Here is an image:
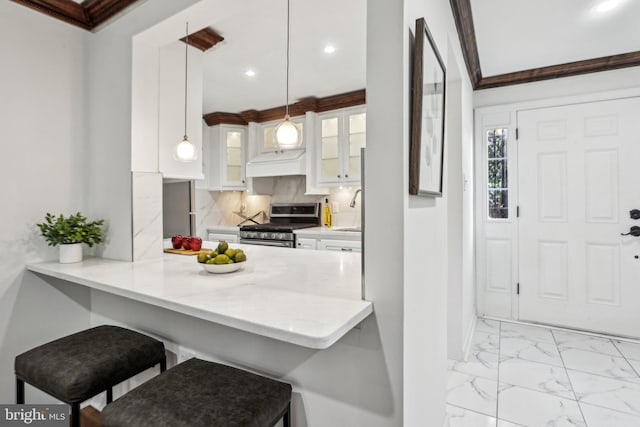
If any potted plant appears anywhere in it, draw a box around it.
[37,212,105,263]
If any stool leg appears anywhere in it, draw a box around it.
[283,402,291,427]
[160,358,167,373]
[70,403,80,427]
[106,388,113,404]
[16,378,24,404]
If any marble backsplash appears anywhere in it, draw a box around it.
[195,176,362,236]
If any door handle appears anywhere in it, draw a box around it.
[631,209,640,220]
[621,226,640,237]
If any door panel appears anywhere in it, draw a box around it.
[518,97,640,337]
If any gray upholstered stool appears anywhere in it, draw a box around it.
[15,325,166,427]
[101,358,292,427]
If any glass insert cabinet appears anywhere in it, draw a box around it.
[316,107,366,185]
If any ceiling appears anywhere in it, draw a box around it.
[471,0,640,77]
[454,0,640,88]
[200,0,366,114]
[19,0,638,98]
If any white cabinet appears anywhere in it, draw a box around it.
[296,237,318,250]
[257,118,305,153]
[316,107,366,186]
[205,125,247,190]
[317,239,361,253]
[208,232,239,244]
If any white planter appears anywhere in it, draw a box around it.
[59,243,83,264]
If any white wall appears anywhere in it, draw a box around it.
[0,2,92,403]
[86,0,203,262]
[400,0,475,423]
[365,0,475,424]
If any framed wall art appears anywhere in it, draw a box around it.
[409,17,446,197]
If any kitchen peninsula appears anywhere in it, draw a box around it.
[27,243,371,349]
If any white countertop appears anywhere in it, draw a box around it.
[206,226,240,233]
[27,243,372,349]
[294,226,362,241]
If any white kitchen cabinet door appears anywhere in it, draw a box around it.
[317,239,361,253]
[257,118,305,153]
[208,233,239,244]
[296,238,317,250]
[316,107,366,186]
[207,125,247,191]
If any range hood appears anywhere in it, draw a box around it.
[246,149,306,178]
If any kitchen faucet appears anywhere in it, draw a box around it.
[349,189,362,208]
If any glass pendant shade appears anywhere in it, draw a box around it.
[275,115,302,149]
[175,136,197,162]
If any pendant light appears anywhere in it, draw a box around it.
[175,22,197,162]
[274,0,302,150]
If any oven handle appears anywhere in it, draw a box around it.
[239,239,294,248]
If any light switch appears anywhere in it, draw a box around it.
[332,202,340,213]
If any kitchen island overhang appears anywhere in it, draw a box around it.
[26,244,372,349]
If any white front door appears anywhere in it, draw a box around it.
[517,97,640,337]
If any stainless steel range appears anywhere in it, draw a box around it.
[239,203,321,248]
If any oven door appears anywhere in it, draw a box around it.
[239,239,294,248]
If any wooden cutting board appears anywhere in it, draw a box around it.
[164,248,213,256]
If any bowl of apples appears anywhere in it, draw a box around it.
[197,241,247,274]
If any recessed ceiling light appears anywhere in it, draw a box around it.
[594,0,620,13]
[244,70,256,77]
[324,45,336,54]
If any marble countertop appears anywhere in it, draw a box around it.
[27,243,372,349]
[294,226,362,241]
[206,226,240,233]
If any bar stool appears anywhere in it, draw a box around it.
[15,325,166,427]
[101,358,292,427]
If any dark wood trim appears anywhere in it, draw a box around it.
[10,0,91,30]
[476,51,640,90]
[316,89,366,113]
[10,0,142,31]
[204,89,366,126]
[203,112,247,127]
[449,0,481,88]
[180,27,224,52]
[83,0,141,29]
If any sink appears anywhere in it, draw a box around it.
[334,227,361,232]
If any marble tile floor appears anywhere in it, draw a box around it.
[446,318,640,427]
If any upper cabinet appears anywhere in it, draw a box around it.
[257,117,305,153]
[316,107,366,186]
[202,124,247,191]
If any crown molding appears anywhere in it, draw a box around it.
[476,51,640,90]
[203,89,366,126]
[10,0,142,31]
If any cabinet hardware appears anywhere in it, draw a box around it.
[516,283,520,295]
[341,248,353,252]
[631,209,640,220]
[337,174,341,178]
[345,174,349,178]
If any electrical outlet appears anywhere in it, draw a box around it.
[332,202,340,213]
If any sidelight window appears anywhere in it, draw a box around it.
[487,129,509,219]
